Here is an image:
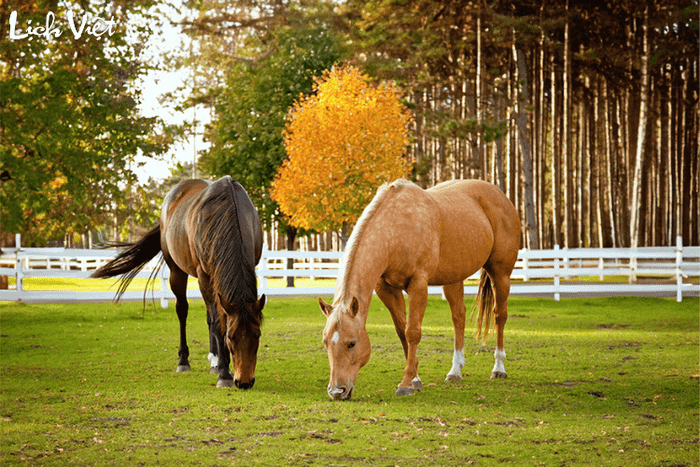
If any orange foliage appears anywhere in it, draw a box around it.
[271,65,412,231]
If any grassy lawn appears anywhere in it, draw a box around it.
[1,296,698,466]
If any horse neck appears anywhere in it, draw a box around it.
[334,224,389,316]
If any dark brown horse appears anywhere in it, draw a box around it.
[92,176,266,389]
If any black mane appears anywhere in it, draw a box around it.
[193,177,260,323]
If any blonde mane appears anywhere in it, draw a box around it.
[334,179,414,305]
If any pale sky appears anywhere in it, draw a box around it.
[131,2,210,184]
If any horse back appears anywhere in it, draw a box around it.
[429,180,519,235]
[427,180,521,283]
[161,179,210,276]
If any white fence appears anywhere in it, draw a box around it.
[1,237,698,306]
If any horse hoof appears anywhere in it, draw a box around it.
[445,374,462,382]
[176,365,191,372]
[412,379,423,392]
[209,367,218,375]
[395,386,415,396]
[217,378,234,388]
[490,371,507,379]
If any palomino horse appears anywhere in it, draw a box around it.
[92,176,266,389]
[320,179,520,400]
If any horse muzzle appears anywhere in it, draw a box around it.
[234,377,255,390]
[328,384,353,400]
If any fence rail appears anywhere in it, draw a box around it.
[1,237,698,306]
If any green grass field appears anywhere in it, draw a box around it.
[1,296,698,466]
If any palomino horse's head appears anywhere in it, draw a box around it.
[319,297,371,400]
[221,295,266,389]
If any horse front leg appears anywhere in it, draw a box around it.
[376,279,408,356]
[376,280,422,392]
[209,305,234,387]
[206,301,219,374]
[442,281,466,382]
[198,270,234,387]
[396,275,428,396]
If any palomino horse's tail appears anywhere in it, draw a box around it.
[91,225,162,302]
[471,269,495,343]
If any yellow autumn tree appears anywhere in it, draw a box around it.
[271,65,412,233]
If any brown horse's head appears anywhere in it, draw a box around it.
[221,295,266,389]
[319,297,371,400]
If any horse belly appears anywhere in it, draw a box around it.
[431,241,493,285]
[430,207,494,286]
[163,223,199,277]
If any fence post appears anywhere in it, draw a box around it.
[554,244,560,301]
[676,236,683,303]
[629,243,638,283]
[259,246,269,296]
[523,254,529,282]
[15,252,24,298]
[629,255,636,284]
[160,263,170,309]
[13,235,23,301]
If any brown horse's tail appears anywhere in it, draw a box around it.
[471,269,495,344]
[91,225,162,302]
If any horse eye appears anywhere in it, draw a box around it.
[348,341,356,349]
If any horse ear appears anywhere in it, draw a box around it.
[349,297,359,317]
[319,298,333,317]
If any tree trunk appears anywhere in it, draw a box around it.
[563,0,575,248]
[550,52,561,247]
[581,85,590,247]
[537,30,547,247]
[514,46,539,249]
[495,90,505,191]
[340,222,350,251]
[476,4,485,180]
[630,7,650,249]
[681,67,693,245]
[603,81,617,247]
[590,76,601,248]
[691,59,700,247]
[285,227,297,287]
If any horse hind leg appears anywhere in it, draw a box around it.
[442,282,466,382]
[169,267,191,372]
[487,270,511,379]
